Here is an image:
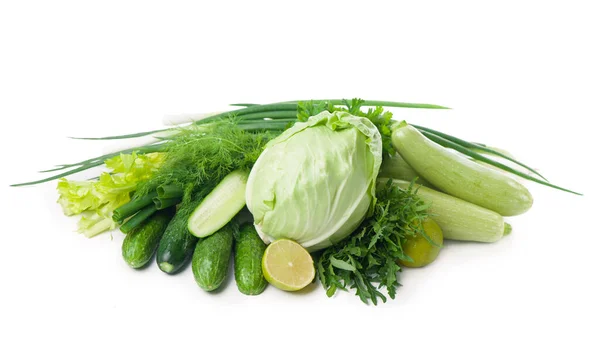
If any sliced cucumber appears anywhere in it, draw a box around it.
[188,170,248,238]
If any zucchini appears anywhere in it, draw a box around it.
[192,223,234,291]
[391,123,533,216]
[234,223,268,295]
[379,153,435,188]
[122,208,174,268]
[156,198,203,274]
[188,170,248,238]
[383,179,509,242]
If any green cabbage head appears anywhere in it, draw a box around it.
[246,111,382,251]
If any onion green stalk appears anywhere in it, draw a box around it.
[10,98,580,197]
[12,143,165,186]
[156,184,184,199]
[419,131,581,195]
[153,197,181,210]
[412,124,548,181]
[120,204,158,234]
[280,99,449,109]
[113,192,158,223]
[13,99,435,186]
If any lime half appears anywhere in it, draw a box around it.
[262,239,315,291]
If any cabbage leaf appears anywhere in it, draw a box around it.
[246,111,382,251]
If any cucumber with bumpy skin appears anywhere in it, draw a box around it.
[192,223,234,291]
[188,170,248,238]
[391,122,533,216]
[234,223,268,295]
[122,208,174,268]
[383,179,510,243]
[156,197,203,274]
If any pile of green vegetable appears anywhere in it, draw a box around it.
[12,98,580,305]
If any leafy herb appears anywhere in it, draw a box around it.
[316,179,430,305]
[136,120,275,202]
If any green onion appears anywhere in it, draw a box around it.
[156,185,184,199]
[12,161,108,186]
[113,192,158,223]
[69,128,168,141]
[120,204,158,233]
[237,121,290,131]
[28,143,165,175]
[153,197,181,210]
[229,103,259,107]
[10,99,450,187]
[194,103,299,125]
[420,131,582,195]
[282,99,450,110]
[413,124,548,181]
[235,111,298,120]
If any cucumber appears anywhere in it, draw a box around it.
[384,179,509,243]
[156,197,203,274]
[379,153,435,188]
[192,223,234,291]
[188,170,248,238]
[122,208,174,268]
[391,123,533,216]
[234,223,268,295]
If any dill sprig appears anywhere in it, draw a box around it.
[316,179,430,305]
[136,120,274,202]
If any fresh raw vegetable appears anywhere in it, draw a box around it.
[135,121,272,202]
[119,204,158,234]
[55,152,164,237]
[152,196,181,210]
[113,191,158,223]
[411,127,579,195]
[122,208,175,268]
[412,124,546,181]
[471,151,527,182]
[156,193,208,274]
[234,223,268,295]
[391,122,533,216]
[156,184,184,199]
[383,179,509,243]
[12,97,582,305]
[246,111,382,251]
[398,218,443,268]
[317,179,429,305]
[262,239,315,292]
[192,223,234,292]
[188,169,248,238]
[379,153,435,188]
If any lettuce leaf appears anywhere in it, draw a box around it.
[57,152,164,237]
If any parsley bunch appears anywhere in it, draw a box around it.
[316,179,430,305]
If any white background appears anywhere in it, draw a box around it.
[1,1,599,338]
